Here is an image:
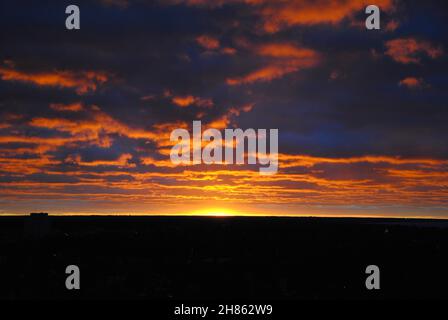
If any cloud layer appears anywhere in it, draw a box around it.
[0,0,447,217]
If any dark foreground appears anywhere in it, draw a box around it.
[1,215,448,300]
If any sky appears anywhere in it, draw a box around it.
[0,0,447,217]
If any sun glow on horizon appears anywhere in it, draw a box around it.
[189,208,238,217]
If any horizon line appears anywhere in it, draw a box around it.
[1,212,448,220]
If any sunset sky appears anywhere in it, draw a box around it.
[0,0,447,217]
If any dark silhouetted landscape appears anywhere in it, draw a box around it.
[1,215,447,300]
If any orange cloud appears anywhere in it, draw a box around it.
[2,151,447,214]
[385,38,443,64]
[50,102,84,112]
[172,95,214,108]
[28,108,158,149]
[399,77,426,89]
[278,154,448,168]
[196,35,220,50]
[0,65,109,94]
[172,95,196,107]
[256,0,394,33]
[167,0,395,33]
[221,47,237,55]
[257,43,318,59]
[202,103,254,129]
[227,43,320,85]
[227,64,296,85]
[385,19,399,32]
[68,153,135,168]
[1,142,448,215]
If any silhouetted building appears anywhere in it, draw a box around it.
[24,213,51,239]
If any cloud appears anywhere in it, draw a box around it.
[254,0,394,33]
[385,19,399,32]
[172,95,196,107]
[166,0,395,33]
[67,153,135,168]
[204,103,254,128]
[1,0,448,217]
[195,35,237,56]
[171,95,214,108]
[399,77,426,89]
[50,103,84,112]
[0,65,109,94]
[227,43,320,85]
[28,107,158,149]
[385,38,443,64]
[196,35,220,50]
[221,47,237,55]
[1,151,447,215]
